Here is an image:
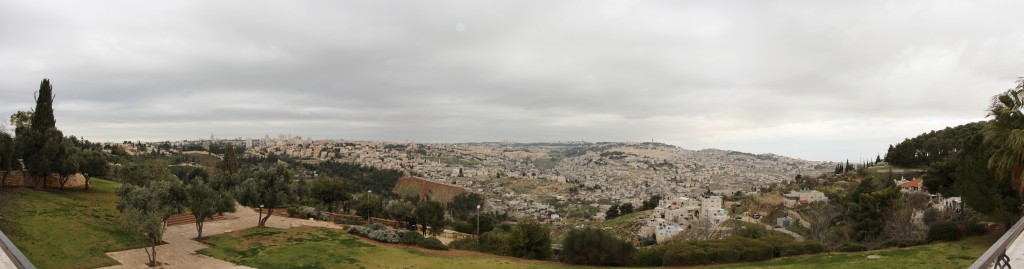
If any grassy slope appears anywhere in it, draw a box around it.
[199,224,997,269]
[715,233,999,269]
[199,226,582,269]
[6,178,147,269]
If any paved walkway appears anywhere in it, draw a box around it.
[1002,229,1024,267]
[99,205,342,269]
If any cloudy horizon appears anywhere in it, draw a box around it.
[2,0,1022,162]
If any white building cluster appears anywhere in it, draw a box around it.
[641,195,730,243]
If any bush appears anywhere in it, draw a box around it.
[400,231,425,245]
[928,222,961,242]
[965,221,987,236]
[837,243,868,252]
[478,230,512,256]
[367,223,387,231]
[419,237,448,250]
[448,238,478,251]
[799,242,826,255]
[346,225,370,237]
[368,229,401,243]
[880,239,927,249]
[560,227,635,266]
[451,220,475,234]
[629,247,665,267]
[287,206,298,217]
[663,247,707,266]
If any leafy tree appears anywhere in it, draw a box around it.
[448,192,484,221]
[641,195,662,211]
[385,199,416,220]
[118,160,177,186]
[606,203,620,219]
[561,227,634,266]
[78,150,109,191]
[116,179,186,266]
[846,177,901,241]
[986,80,1024,194]
[619,203,634,215]
[356,193,384,220]
[953,133,1021,224]
[55,137,80,189]
[185,180,235,238]
[310,176,351,212]
[235,164,294,227]
[219,144,240,174]
[509,220,552,260]
[416,200,446,235]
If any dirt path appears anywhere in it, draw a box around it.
[99,204,342,269]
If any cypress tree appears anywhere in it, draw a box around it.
[21,79,63,188]
[220,144,240,174]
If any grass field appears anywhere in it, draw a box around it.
[5,178,147,269]
[199,225,997,269]
[199,226,581,269]
[714,233,998,269]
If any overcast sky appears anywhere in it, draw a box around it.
[1,0,1022,162]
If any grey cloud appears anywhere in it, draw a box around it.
[1,0,1023,161]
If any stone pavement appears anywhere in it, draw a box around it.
[99,204,342,269]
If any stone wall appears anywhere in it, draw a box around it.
[0,170,86,188]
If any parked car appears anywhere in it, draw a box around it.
[751,213,762,219]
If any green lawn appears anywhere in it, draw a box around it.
[5,178,147,269]
[714,234,999,269]
[199,226,580,269]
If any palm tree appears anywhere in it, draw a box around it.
[984,79,1024,194]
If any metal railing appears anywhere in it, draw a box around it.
[0,229,35,269]
[971,216,1024,269]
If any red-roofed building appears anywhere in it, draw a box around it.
[899,179,926,193]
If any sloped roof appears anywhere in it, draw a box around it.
[899,179,924,188]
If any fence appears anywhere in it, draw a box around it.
[970,215,1024,269]
[0,229,35,269]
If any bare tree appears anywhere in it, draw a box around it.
[804,203,842,245]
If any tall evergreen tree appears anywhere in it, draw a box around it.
[220,144,239,174]
[0,132,14,186]
[19,79,62,188]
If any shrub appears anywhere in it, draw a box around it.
[451,220,475,234]
[837,243,868,252]
[448,238,478,251]
[560,227,635,266]
[880,239,927,249]
[799,241,826,255]
[663,247,707,266]
[367,223,387,231]
[368,229,401,243]
[287,206,298,217]
[400,231,425,245]
[928,222,961,242]
[737,239,773,262]
[629,247,665,267]
[478,230,512,256]
[346,225,370,237]
[419,237,449,250]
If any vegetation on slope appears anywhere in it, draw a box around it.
[6,178,147,269]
